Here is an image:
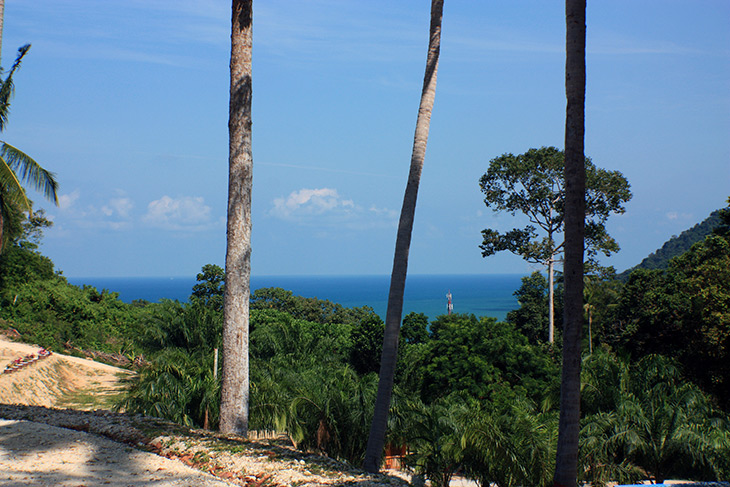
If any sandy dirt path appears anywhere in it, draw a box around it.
[0,418,235,486]
[0,338,232,485]
[0,337,129,409]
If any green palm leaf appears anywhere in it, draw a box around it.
[580,354,730,483]
[0,44,59,250]
[1,143,58,204]
[0,45,31,131]
[0,160,31,212]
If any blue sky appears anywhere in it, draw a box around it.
[3,0,729,278]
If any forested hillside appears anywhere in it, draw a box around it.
[618,208,724,279]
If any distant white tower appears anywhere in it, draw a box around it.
[447,290,453,315]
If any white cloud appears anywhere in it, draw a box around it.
[51,191,220,234]
[143,195,213,231]
[102,197,134,218]
[52,190,134,231]
[58,190,81,211]
[271,188,354,220]
[665,211,693,222]
[369,205,398,219]
[270,188,397,230]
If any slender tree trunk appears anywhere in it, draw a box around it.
[548,212,555,344]
[362,0,444,473]
[553,1,586,486]
[203,348,219,430]
[548,256,555,343]
[219,0,253,437]
[588,307,592,354]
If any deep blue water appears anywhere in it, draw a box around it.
[66,274,525,322]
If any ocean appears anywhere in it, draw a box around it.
[66,274,526,322]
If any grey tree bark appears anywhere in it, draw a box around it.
[219,0,253,437]
[363,0,444,473]
[553,0,586,486]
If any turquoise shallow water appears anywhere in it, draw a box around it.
[67,274,526,322]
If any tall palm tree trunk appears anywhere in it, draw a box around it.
[553,0,586,486]
[219,0,253,437]
[363,0,444,473]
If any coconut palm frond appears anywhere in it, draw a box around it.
[0,156,32,212]
[0,45,31,131]
[0,143,58,205]
[0,44,58,252]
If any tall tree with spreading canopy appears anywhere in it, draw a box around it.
[363,0,444,473]
[0,45,59,251]
[219,0,253,436]
[479,146,630,344]
[553,0,586,485]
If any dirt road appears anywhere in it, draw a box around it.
[0,337,238,485]
[0,418,235,486]
[0,337,128,409]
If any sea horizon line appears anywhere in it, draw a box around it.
[65,272,531,280]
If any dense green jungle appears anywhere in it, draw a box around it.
[1,203,729,487]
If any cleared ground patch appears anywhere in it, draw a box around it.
[0,337,131,409]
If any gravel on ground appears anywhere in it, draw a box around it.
[0,418,235,487]
[0,404,411,487]
[0,336,411,487]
